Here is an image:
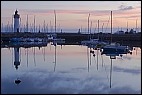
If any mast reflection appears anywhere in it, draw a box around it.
[87,46,89,72]
[52,40,65,72]
[101,52,117,88]
[52,41,57,72]
[100,47,132,88]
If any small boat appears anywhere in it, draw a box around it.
[10,38,22,42]
[47,35,54,41]
[53,38,65,41]
[30,38,35,42]
[26,38,33,42]
[101,43,131,54]
[20,37,26,42]
[34,38,43,42]
[81,39,99,46]
[51,38,65,45]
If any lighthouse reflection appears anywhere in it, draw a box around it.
[1,41,140,94]
[14,47,20,70]
[13,47,22,85]
[11,42,48,85]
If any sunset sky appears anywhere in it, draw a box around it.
[1,1,141,33]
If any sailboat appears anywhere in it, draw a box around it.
[101,11,132,55]
[93,20,109,48]
[81,15,108,47]
[81,14,99,46]
[52,10,65,43]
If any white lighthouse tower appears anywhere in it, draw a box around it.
[14,10,20,32]
[14,47,20,70]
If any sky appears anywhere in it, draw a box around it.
[1,1,141,33]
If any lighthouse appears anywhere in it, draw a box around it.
[14,10,20,32]
[14,47,20,70]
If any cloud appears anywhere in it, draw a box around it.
[113,66,141,74]
[114,14,141,19]
[118,5,134,11]
[1,67,141,94]
[109,86,140,94]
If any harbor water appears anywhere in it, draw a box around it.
[1,42,141,94]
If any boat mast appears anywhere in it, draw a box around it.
[88,13,90,40]
[44,20,45,33]
[136,19,137,33]
[111,11,112,43]
[2,23,3,32]
[90,21,92,39]
[127,21,128,32]
[50,20,52,33]
[101,23,104,41]
[8,21,9,32]
[46,24,48,33]
[26,15,28,32]
[34,15,35,33]
[39,24,40,33]
[98,20,99,40]
[12,15,13,32]
[58,24,60,33]
[54,10,56,33]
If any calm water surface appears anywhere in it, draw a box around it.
[1,43,141,94]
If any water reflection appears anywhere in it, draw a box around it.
[6,42,49,86]
[14,47,20,70]
[87,46,100,71]
[33,47,36,66]
[14,47,22,85]
[87,44,135,89]
[52,41,57,72]
[87,46,89,72]
[8,41,64,72]
[1,41,141,94]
